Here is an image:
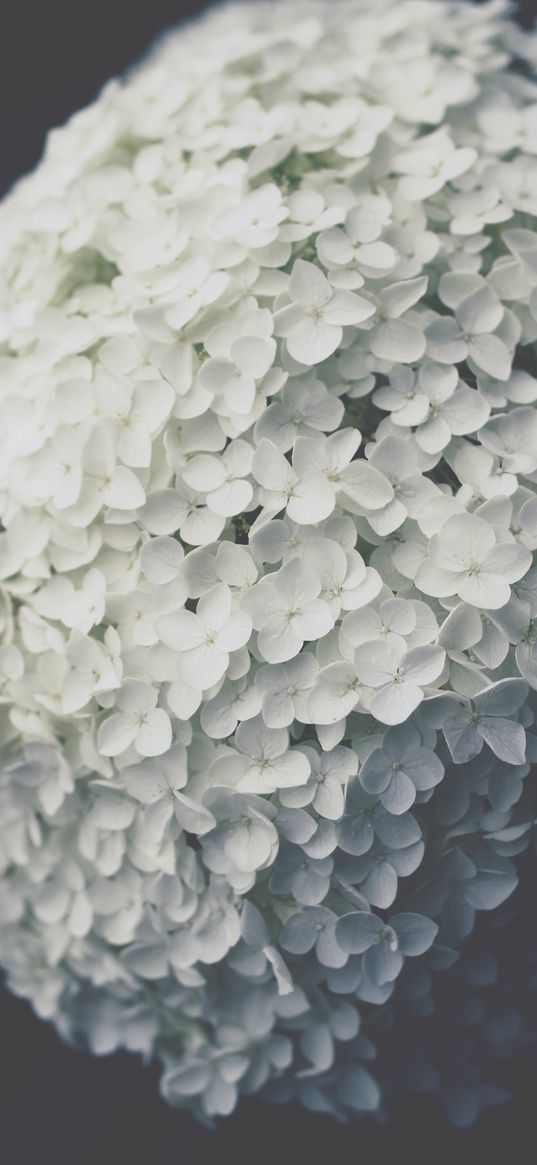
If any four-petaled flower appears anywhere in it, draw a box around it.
[274,259,375,364]
[156,583,252,689]
[98,679,172,757]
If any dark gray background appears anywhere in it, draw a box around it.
[1,2,536,1162]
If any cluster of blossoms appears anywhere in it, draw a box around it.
[1,0,537,1127]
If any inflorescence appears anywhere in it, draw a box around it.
[1,0,537,1126]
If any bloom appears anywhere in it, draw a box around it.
[155,583,252,689]
[354,642,446,725]
[97,680,172,758]
[415,513,531,609]
[274,259,375,364]
[0,0,536,1133]
[242,557,334,663]
[359,724,444,814]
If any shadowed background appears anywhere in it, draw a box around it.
[0,1,536,1161]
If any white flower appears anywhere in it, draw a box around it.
[252,437,336,524]
[253,429,393,527]
[140,536,184,586]
[147,256,231,331]
[415,512,531,609]
[140,482,226,546]
[123,743,216,836]
[203,789,279,874]
[307,660,365,725]
[279,905,348,968]
[274,259,375,365]
[255,654,319,728]
[363,436,439,535]
[359,725,444,815]
[292,430,395,516]
[340,597,417,657]
[301,536,381,615]
[63,426,146,526]
[212,184,288,248]
[367,276,428,365]
[199,337,276,416]
[393,128,477,201]
[181,439,254,517]
[88,866,143,945]
[242,557,334,663]
[254,374,344,451]
[335,909,437,982]
[442,678,528,765]
[93,368,175,467]
[1,0,537,1132]
[156,583,252,689]
[374,363,490,454]
[98,679,172,757]
[354,641,446,725]
[200,677,262,739]
[486,156,537,216]
[63,628,122,714]
[478,406,537,475]
[373,364,431,428]
[211,714,310,794]
[284,745,358,820]
[32,568,107,634]
[269,844,334,906]
[317,202,396,282]
[426,276,512,380]
[283,189,342,241]
[162,1046,248,1117]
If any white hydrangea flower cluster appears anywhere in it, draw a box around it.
[1,0,537,1126]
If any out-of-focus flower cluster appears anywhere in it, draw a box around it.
[1,0,537,1126]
